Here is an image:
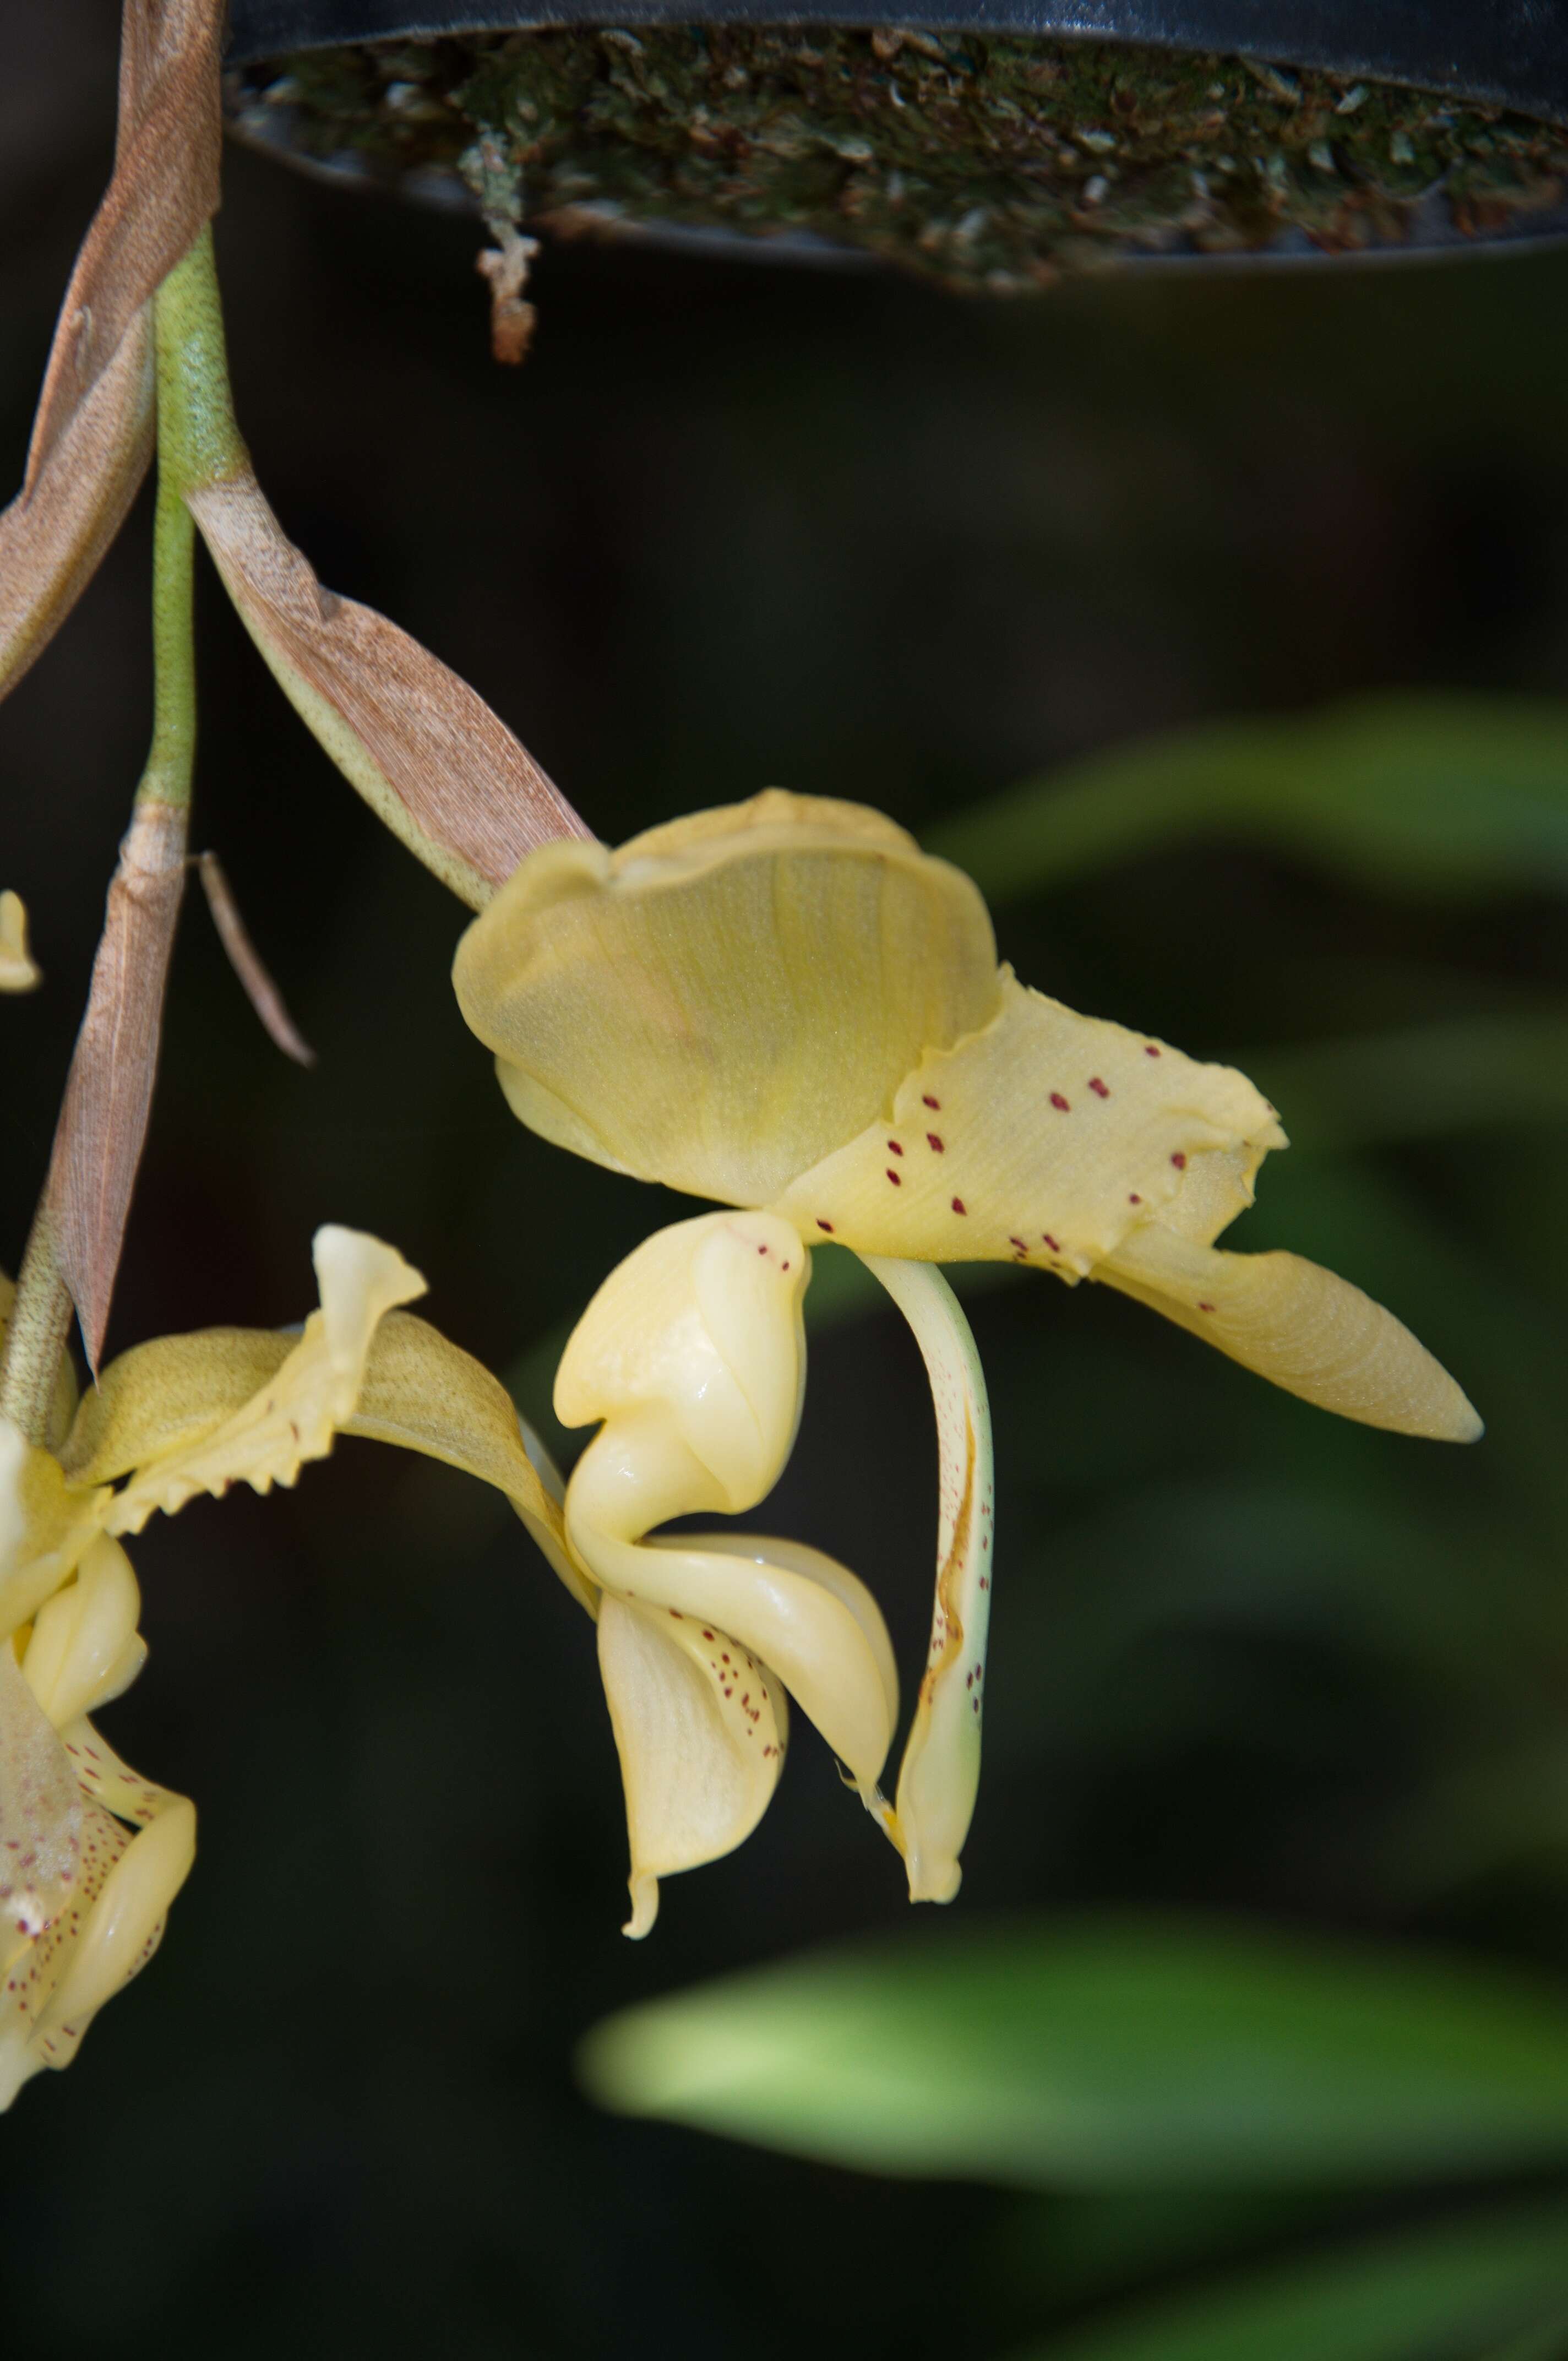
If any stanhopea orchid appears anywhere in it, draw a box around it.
[2,1226,575,2108]
[453,790,1482,1933]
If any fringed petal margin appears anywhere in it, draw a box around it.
[859,1256,995,1904]
[97,1227,424,1532]
[62,1296,585,1609]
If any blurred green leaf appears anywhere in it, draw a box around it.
[929,697,1568,906]
[1010,2199,1568,2361]
[581,1918,1568,2190]
[1251,1012,1568,1154]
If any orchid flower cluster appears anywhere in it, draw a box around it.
[0,0,1478,2102]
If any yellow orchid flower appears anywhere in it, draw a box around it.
[2,1225,574,2106]
[453,790,1482,1932]
[0,893,40,992]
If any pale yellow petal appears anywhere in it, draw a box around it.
[101,1226,424,1534]
[559,1213,897,1809]
[1098,1225,1483,1440]
[0,892,40,991]
[0,1696,195,2108]
[597,1592,787,1939]
[340,1309,590,1614]
[556,1211,809,1513]
[773,973,1284,1268]
[0,1794,131,2107]
[574,1497,894,1800]
[0,1639,80,1959]
[671,1533,899,1741]
[861,1256,995,1905]
[454,791,1001,1209]
[54,1713,183,1831]
[0,1417,109,1639]
[64,1304,590,1609]
[19,1535,142,1728]
[62,1326,291,1485]
[20,1794,194,2092]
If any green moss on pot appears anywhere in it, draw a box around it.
[229,25,1568,290]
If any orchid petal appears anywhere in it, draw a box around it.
[1,1651,194,2110]
[861,1256,995,1903]
[559,1212,897,1809]
[555,1210,810,1514]
[63,1301,589,1609]
[1098,1224,1483,1441]
[98,1227,424,1534]
[0,1640,81,1961]
[340,1310,588,1614]
[774,971,1284,1271]
[61,1328,293,1484]
[575,1498,894,1802]
[19,1536,143,1729]
[0,1419,108,1640]
[52,1714,183,1832]
[597,1591,788,1939]
[4,1788,194,2104]
[0,894,40,992]
[455,792,1000,1209]
[671,1533,899,1741]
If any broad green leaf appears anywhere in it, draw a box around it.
[580,1917,1568,2190]
[928,696,1568,907]
[1011,2199,1568,2361]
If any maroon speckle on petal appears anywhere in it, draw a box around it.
[951,1197,967,1216]
[1128,1193,1142,1205]
[923,1094,940,1110]
[1042,1232,1060,1252]
[1170,1151,1187,1169]
[816,1218,834,1233]
[1145,1045,1162,1058]
[927,1133,944,1152]
[1197,1300,1215,1313]
[1050,1092,1070,1112]
[886,1168,902,1186]
[888,1139,904,1156]
[1089,1076,1110,1098]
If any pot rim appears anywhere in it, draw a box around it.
[228,1,1568,125]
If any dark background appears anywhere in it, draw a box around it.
[6,5,1568,2354]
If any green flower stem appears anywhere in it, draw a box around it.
[139,224,246,807]
[1,233,241,1437]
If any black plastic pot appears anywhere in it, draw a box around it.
[225,0,1568,273]
[231,2,1568,123]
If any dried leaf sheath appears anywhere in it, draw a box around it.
[189,470,592,907]
[0,0,221,702]
[46,803,188,1369]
